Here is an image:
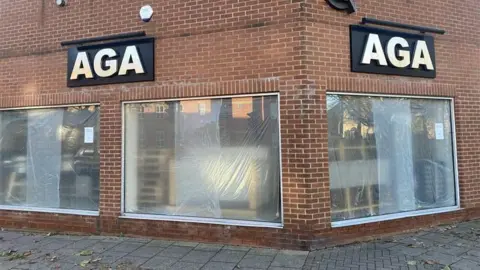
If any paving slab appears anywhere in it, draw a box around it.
[57,254,94,265]
[113,255,150,268]
[48,234,85,241]
[110,241,144,253]
[418,233,459,245]
[388,244,428,257]
[270,250,308,268]
[180,250,216,264]
[51,248,79,256]
[158,245,193,258]
[459,254,480,263]
[202,261,237,270]
[172,241,199,247]
[141,256,179,269]
[169,261,204,270]
[195,243,224,252]
[432,245,469,256]
[97,251,129,264]
[12,236,45,246]
[417,251,462,266]
[268,267,301,270]
[38,240,74,251]
[222,245,251,251]
[0,232,24,241]
[65,239,100,250]
[89,241,121,253]
[247,248,279,256]
[129,245,163,258]
[121,237,151,243]
[145,240,174,248]
[451,258,480,270]
[238,254,274,269]
[211,249,247,263]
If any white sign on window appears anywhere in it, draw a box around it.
[435,123,444,140]
[84,127,94,143]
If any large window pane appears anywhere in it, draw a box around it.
[0,106,100,211]
[124,95,281,223]
[327,94,456,222]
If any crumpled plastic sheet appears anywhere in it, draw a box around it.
[327,94,456,222]
[124,96,281,223]
[0,106,100,211]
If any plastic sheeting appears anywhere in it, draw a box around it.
[124,95,281,223]
[327,95,456,222]
[0,106,100,211]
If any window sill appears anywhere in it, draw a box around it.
[331,206,461,228]
[120,213,284,229]
[0,205,99,216]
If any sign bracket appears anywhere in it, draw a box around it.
[61,31,146,47]
[361,18,445,35]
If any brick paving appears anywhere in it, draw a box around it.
[2,220,480,269]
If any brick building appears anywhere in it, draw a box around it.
[0,0,477,250]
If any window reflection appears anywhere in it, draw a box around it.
[124,95,281,223]
[0,106,100,211]
[327,95,456,222]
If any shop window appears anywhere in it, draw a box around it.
[138,124,146,149]
[327,94,457,222]
[198,103,206,116]
[156,103,168,119]
[155,131,165,147]
[123,95,281,224]
[0,105,100,211]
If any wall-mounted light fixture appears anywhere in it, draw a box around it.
[56,0,66,7]
[326,0,357,14]
[139,5,154,22]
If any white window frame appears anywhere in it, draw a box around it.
[120,93,284,228]
[0,103,100,216]
[327,92,460,228]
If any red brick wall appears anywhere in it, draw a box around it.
[0,0,477,250]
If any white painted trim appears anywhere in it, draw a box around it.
[120,93,283,227]
[0,103,100,111]
[120,213,283,229]
[327,92,453,100]
[326,93,460,226]
[120,100,126,214]
[276,93,284,225]
[450,100,461,208]
[331,206,461,228]
[0,205,99,216]
[121,92,279,105]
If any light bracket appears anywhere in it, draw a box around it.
[326,0,357,14]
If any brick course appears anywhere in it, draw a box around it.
[0,0,477,250]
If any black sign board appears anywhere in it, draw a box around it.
[350,25,436,78]
[67,37,155,87]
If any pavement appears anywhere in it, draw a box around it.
[2,221,480,270]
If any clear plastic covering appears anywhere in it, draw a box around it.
[0,106,100,211]
[327,95,456,222]
[124,95,281,223]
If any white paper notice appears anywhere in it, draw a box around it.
[84,127,94,143]
[435,123,444,140]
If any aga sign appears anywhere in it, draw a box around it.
[350,25,436,78]
[67,38,155,87]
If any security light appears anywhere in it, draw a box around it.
[139,5,154,22]
[56,0,66,7]
[326,0,357,14]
